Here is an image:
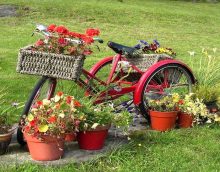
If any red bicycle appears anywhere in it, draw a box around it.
[17,25,196,145]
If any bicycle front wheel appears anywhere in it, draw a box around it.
[17,76,56,145]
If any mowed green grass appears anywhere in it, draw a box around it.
[0,0,220,171]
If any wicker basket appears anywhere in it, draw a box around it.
[16,45,85,81]
[125,54,172,72]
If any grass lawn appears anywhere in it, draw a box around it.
[0,0,220,171]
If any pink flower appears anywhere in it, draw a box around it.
[35,39,44,47]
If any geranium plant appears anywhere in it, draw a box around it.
[148,93,180,112]
[33,24,100,56]
[23,91,82,139]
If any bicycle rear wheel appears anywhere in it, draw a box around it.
[138,64,195,121]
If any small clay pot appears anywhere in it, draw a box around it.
[0,132,12,155]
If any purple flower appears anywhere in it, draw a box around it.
[153,39,160,47]
[134,44,141,49]
[140,40,149,45]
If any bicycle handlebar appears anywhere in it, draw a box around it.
[33,24,104,44]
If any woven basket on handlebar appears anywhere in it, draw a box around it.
[125,53,172,72]
[16,45,85,81]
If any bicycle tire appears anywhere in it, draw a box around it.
[138,63,195,122]
[17,76,56,145]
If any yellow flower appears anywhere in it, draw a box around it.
[38,124,49,133]
[27,114,34,121]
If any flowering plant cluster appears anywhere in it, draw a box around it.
[33,24,100,56]
[178,93,209,117]
[148,93,180,112]
[76,100,132,131]
[134,40,176,57]
[23,91,132,138]
[23,92,82,138]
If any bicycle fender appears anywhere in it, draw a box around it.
[89,56,114,74]
[133,59,196,105]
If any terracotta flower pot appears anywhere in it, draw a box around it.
[149,110,177,131]
[65,133,77,142]
[178,113,193,128]
[77,124,110,150]
[0,132,12,155]
[24,133,64,161]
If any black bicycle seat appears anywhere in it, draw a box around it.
[107,41,136,55]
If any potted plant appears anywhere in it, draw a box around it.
[0,89,21,155]
[178,93,207,128]
[193,84,219,113]
[22,91,80,161]
[148,93,180,131]
[76,99,132,150]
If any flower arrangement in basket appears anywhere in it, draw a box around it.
[134,39,176,57]
[148,93,180,131]
[22,91,82,161]
[117,39,176,76]
[33,24,100,56]
[17,24,100,81]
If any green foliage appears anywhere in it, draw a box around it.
[193,84,220,103]
[0,89,23,133]
[77,98,132,131]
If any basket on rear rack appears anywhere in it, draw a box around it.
[125,53,172,72]
[115,53,173,82]
[16,45,85,81]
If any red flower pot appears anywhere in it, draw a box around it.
[178,113,193,128]
[65,133,76,142]
[77,125,110,150]
[149,110,177,131]
[24,133,64,161]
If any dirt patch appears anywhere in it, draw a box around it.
[0,5,17,17]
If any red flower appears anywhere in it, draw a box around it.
[83,50,93,55]
[74,100,82,107]
[30,119,36,127]
[66,96,72,104]
[47,24,56,32]
[68,32,83,39]
[57,91,64,96]
[178,100,184,105]
[81,35,94,44]
[55,25,69,35]
[48,116,57,123]
[24,126,30,133]
[35,39,44,47]
[58,37,67,46]
[36,101,43,107]
[86,28,100,37]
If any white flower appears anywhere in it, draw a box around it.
[42,99,51,106]
[213,48,217,53]
[59,113,65,118]
[54,95,61,102]
[188,51,195,56]
[91,123,99,129]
